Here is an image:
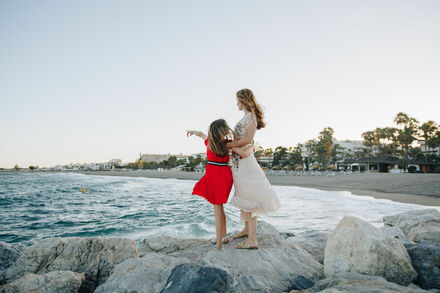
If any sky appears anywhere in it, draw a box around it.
[1,0,439,168]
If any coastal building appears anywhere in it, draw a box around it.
[141,154,172,163]
[415,140,440,156]
[338,155,439,173]
[108,159,122,167]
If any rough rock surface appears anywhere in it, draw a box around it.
[95,253,188,293]
[139,236,212,257]
[197,222,324,292]
[0,270,84,293]
[0,237,137,291]
[99,222,323,293]
[288,231,330,264]
[301,272,427,293]
[405,241,440,290]
[0,242,23,272]
[324,216,417,286]
[383,208,440,244]
[160,263,229,293]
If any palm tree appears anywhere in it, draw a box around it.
[419,121,438,153]
[394,112,419,171]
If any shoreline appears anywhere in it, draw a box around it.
[78,170,440,207]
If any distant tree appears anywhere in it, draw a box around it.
[419,120,438,153]
[304,139,316,170]
[272,146,288,167]
[14,164,19,170]
[315,127,334,169]
[394,112,419,171]
[254,145,264,159]
[29,166,36,171]
[288,143,303,167]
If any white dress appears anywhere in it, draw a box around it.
[230,112,281,220]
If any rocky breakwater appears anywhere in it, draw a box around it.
[1,209,440,292]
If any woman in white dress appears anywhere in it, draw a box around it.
[228,89,281,249]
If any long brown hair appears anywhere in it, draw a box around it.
[208,119,234,157]
[236,88,265,129]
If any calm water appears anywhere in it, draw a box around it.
[0,172,437,246]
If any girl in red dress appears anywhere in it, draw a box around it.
[187,119,253,250]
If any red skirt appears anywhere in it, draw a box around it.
[192,164,233,204]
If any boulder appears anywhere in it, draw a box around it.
[139,236,212,257]
[0,242,23,272]
[405,241,440,290]
[383,209,440,244]
[303,272,427,293]
[288,231,330,264]
[324,216,417,286]
[132,222,323,293]
[199,222,324,292]
[160,263,229,293]
[0,237,137,292]
[0,270,84,293]
[95,253,188,293]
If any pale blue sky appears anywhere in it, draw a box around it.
[1,0,439,168]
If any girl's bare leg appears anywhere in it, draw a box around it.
[221,206,227,238]
[214,204,223,250]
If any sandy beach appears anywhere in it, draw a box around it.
[80,171,440,207]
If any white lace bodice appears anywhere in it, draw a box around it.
[234,112,257,141]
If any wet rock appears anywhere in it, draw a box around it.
[0,242,22,272]
[0,237,137,291]
[324,216,416,286]
[160,263,229,293]
[95,253,188,293]
[383,209,440,244]
[405,241,440,290]
[0,270,84,293]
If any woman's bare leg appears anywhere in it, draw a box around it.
[233,210,250,239]
[246,216,258,247]
[214,204,223,250]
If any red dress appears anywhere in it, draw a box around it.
[192,139,233,204]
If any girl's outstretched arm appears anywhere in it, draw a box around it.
[186,130,208,141]
[232,145,255,158]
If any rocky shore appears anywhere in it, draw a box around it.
[1,209,440,292]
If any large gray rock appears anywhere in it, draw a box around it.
[288,231,330,264]
[0,270,84,293]
[405,241,440,290]
[161,263,229,293]
[324,216,417,286]
[95,253,188,293]
[0,242,23,272]
[0,237,137,291]
[108,222,323,293]
[383,209,440,244]
[139,236,212,256]
[199,222,324,292]
[302,272,427,293]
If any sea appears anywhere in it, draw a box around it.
[1,172,437,246]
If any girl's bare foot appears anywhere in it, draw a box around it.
[216,242,223,250]
[232,230,248,239]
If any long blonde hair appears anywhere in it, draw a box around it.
[236,88,265,129]
[208,119,234,157]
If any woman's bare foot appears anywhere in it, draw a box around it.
[222,235,230,244]
[235,239,258,249]
[232,230,249,240]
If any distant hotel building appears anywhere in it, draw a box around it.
[141,153,193,163]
